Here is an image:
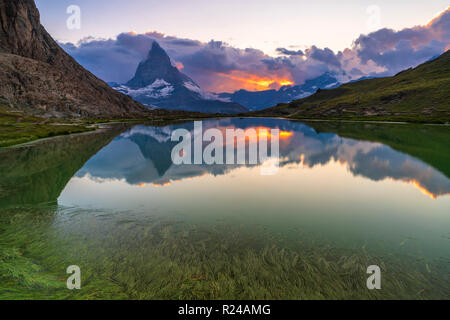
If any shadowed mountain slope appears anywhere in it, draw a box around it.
[0,0,148,118]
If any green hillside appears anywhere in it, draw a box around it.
[254,50,450,123]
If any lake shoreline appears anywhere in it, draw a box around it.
[2,114,449,149]
[0,108,228,149]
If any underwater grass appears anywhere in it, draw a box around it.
[0,205,448,300]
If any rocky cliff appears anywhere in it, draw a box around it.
[0,0,148,118]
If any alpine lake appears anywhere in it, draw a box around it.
[0,118,449,300]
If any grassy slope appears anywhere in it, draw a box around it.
[0,101,217,148]
[0,105,96,148]
[254,51,450,123]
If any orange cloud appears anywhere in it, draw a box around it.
[408,179,440,200]
[175,61,184,70]
[211,70,294,92]
[426,6,450,27]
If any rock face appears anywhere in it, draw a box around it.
[0,0,148,118]
[112,42,248,114]
[126,42,193,89]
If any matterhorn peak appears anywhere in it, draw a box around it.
[114,41,247,114]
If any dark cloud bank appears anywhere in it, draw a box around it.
[61,8,450,92]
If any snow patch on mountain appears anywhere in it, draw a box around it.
[325,82,340,89]
[113,79,174,99]
[217,72,343,110]
[183,81,231,102]
[183,81,201,93]
[293,91,314,100]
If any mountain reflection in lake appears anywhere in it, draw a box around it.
[69,119,450,200]
[1,119,449,299]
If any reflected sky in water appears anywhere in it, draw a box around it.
[63,118,450,202]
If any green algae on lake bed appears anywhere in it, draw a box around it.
[0,205,448,300]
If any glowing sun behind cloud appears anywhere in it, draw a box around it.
[212,71,294,92]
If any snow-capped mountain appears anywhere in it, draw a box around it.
[110,42,247,114]
[218,72,342,111]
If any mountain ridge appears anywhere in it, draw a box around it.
[126,42,193,89]
[251,50,450,123]
[111,41,248,114]
[0,0,149,118]
[218,72,341,111]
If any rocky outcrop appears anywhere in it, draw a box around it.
[126,42,193,89]
[0,0,148,118]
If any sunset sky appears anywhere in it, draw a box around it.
[35,0,450,92]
